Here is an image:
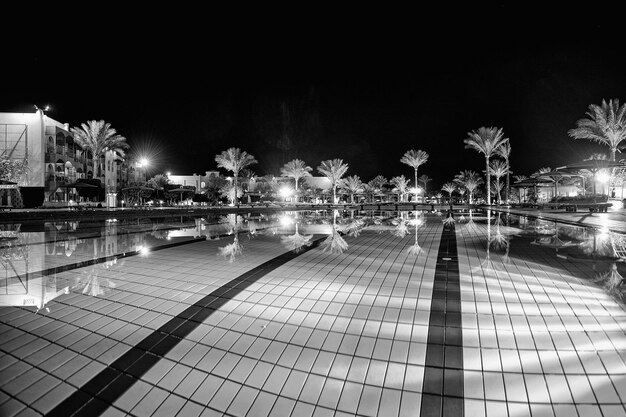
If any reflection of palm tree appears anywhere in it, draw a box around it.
[338,217,366,238]
[218,214,244,262]
[593,263,626,302]
[218,235,242,262]
[73,263,117,297]
[391,212,409,238]
[280,222,313,253]
[320,210,349,254]
[442,212,456,227]
[530,221,577,253]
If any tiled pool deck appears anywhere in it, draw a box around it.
[1,210,626,416]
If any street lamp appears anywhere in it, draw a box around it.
[34,104,50,114]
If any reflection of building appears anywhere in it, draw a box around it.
[0,225,52,308]
[0,110,146,207]
[167,171,219,192]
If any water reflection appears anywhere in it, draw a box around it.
[530,221,577,252]
[407,211,424,256]
[72,261,117,297]
[217,214,244,262]
[320,210,349,254]
[593,263,626,300]
[3,210,626,311]
[280,214,313,253]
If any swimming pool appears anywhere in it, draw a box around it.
[1,209,625,416]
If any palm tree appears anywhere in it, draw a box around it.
[401,149,429,201]
[464,126,509,205]
[317,159,349,204]
[442,182,456,204]
[70,120,129,181]
[390,175,409,202]
[215,148,257,205]
[568,99,626,161]
[454,170,483,204]
[340,175,364,204]
[495,141,512,203]
[489,159,509,205]
[368,175,388,202]
[418,174,432,196]
[280,159,313,200]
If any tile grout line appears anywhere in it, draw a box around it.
[420,214,464,417]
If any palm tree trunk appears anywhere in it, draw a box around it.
[333,186,336,204]
[414,169,418,202]
[497,179,501,204]
[611,148,616,162]
[505,160,510,203]
[295,176,299,202]
[485,156,491,205]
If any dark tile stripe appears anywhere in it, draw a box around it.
[47,235,327,417]
[421,215,464,417]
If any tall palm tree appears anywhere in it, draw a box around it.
[489,159,509,205]
[340,175,364,204]
[495,141,512,203]
[568,99,626,161]
[454,170,483,204]
[464,126,509,205]
[390,175,409,202]
[280,159,312,201]
[215,148,257,205]
[317,159,349,204]
[401,149,429,201]
[418,174,431,196]
[441,182,456,204]
[70,120,129,181]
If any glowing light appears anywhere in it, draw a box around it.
[597,171,610,183]
[279,215,294,227]
[166,172,171,176]
[280,187,292,198]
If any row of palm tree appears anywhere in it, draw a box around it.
[215,148,431,205]
[70,98,623,206]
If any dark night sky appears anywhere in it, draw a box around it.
[2,5,625,190]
